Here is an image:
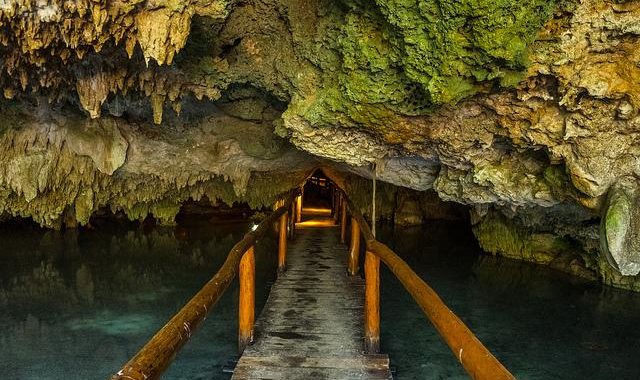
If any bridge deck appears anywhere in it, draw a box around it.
[232,211,393,380]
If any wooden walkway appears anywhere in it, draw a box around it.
[232,211,393,380]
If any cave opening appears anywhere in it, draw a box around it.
[0,0,639,379]
[302,169,333,211]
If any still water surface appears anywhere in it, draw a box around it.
[377,222,640,380]
[0,220,639,379]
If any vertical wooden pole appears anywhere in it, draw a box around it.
[278,212,288,273]
[331,188,335,217]
[364,250,380,354]
[289,204,296,239]
[334,192,341,223]
[340,199,348,244]
[348,218,360,276]
[238,246,255,353]
[296,195,302,223]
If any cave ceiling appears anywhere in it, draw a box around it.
[1,1,640,282]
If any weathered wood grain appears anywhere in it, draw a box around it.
[111,192,298,380]
[232,216,393,380]
[340,191,515,380]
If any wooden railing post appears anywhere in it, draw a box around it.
[340,198,347,243]
[238,246,255,353]
[296,195,302,223]
[288,205,296,239]
[111,191,298,380]
[348,217,360,276]
[331,188,336,217]
[278,212,288,273]
[364,250,380,354]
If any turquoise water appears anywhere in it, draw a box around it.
[377,222,640,380]
[0,221,277,380]
[1,219,639,379]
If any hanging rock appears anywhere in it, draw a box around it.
[600,178,640,276]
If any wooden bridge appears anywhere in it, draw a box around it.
[232,208,392,379]
[111,171,515,380]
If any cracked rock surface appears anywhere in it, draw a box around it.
[1,0,640,289]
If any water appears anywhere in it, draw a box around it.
[1,219,640,379]
[377,221,640,380]
[0,220,278,380]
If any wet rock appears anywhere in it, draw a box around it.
[0,0,639,291]
[600,178,640,276]
[0,103,316,227]
[394,195,423,226]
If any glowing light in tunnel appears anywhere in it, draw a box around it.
[296,219,336,228]
[302,207,332,216]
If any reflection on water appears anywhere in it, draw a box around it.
[378,222,640,380]
[0,222,277,380]
[2,220,640,379]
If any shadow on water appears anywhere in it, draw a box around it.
[378,221,640,380]
[0,221,277,380]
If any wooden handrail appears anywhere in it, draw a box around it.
[347,217,360,276]
[111,191,297,380]
[340,190,515,380]
[340,195,348,243]
[109,167,513,380]
[238,245,256,352]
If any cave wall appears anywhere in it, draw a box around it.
[342,172,468,225]
[0,0,639,289]
[0,100,315,228]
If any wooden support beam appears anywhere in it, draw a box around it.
[364,250,380,354]
[288,205,296,239]
[278,212,288,273]
[331,188,336,217]
[110,191,297,380]
[340,198,348,244]
[296,195,302,223]
[238,246,255,353]
[367,240,515,379]
[348,218,360,276]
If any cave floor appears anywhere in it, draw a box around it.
[232,212,393,380]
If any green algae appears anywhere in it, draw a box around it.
[369,0,557,103]
[474,212,572,265]
[291,0,557,133]
[345,174,399,220]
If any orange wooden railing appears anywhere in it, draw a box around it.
[336,188,515,380]
[111,190,299,380]
[111,173,514,380]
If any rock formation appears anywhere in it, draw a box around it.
[0,0,639,290]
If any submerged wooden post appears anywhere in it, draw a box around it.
[348,217,360,276]
[364,250,380,354]
[238,246,255,353]
[278,212,288,272]
[296,195,302,223]
[340,198,348,243]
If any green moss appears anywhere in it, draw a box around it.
[291,0,557,133]
[543,165,569,191]
[370,0,556,105]
[604,197,629,239]
[345,174,399,220]
[474,212,571,264]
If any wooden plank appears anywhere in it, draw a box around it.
[233,365,392,380]
[236,355,390,370]
[232,217,393,380]
[111,193,298,380]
